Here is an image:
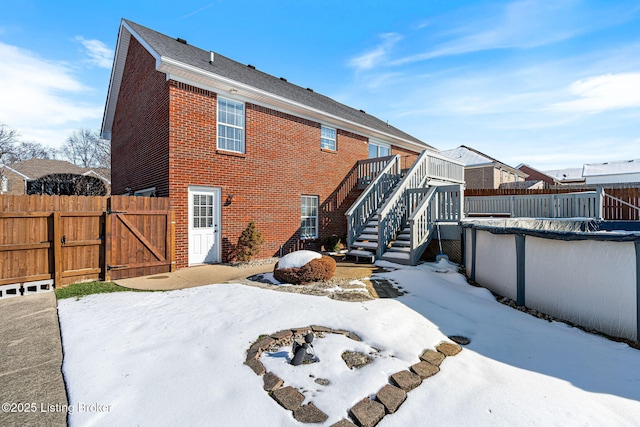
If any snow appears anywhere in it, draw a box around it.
[57,260,640,426]
[276,250,321,269]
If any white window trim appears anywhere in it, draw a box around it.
[300,195,319,240]
[217,97,245,153]
[321,125,337,151]
[369,140,391,158]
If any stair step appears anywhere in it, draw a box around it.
[396,234,410,241]
[358,234,378,240]
[354,241,378,249]
[387,247,410,253]
[366,221,379,226]
[363,227,378,233]
[392,240,411,247]
[381,252,410,260]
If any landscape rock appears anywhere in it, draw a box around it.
[311,325,332,333]
[330,420,357,427]
[263,372,283,392]
[410,361,440,379]
[293,403,329,423]
[272,386,305,410]
[342,351,373,369]
[390,370,422,391]
[349,398,386,427]
[270,329,293,341]
[375,384,407,414]
[244,358,265,376]
[347,332,362,342]
[419,349,445,366]
[437,342,462,356]
[448,335,471,345]
[253,336,276,351]
[314,378,330,386]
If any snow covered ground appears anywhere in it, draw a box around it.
[57,260,640,426]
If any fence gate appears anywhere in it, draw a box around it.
[105,196,175,280]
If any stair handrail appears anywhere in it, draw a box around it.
[408,186,438,265]
[376,150,433,257]
[345,155,402,248]
[407,184,463,265]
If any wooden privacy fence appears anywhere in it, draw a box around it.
[0,195,175,289]
[465,187,640,220]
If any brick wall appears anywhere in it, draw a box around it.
[112,38,422,268]
[518,165,554,185]
[392,145,420,172]
[111,37,170,196]
[465,166,496,189]
[168,85,377,266]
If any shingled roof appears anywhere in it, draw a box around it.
[102,19,433,151]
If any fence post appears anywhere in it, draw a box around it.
[104,211,112,282]
[515,234,526,306]
[596,187,604,220]
[52,211,62,287]
[170,210,177,272]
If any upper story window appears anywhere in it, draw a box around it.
[369,141,391,158]
[217,97,245,153]
[321,126,336,151]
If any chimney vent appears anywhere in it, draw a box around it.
[176,37,187,44]
[209,51,215,64]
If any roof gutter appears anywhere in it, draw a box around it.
[102,21,434,153]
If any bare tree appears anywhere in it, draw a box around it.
[6,141,57,164]
[0,123,18,164]
[61,128,110,168]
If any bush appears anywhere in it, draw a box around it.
[323,234,342,252]
[273,255,337,285]
[236,221,265,262]
[27,173,107,196]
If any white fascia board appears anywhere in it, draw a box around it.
[0,165,30,180]
[82,170,111,185]
[159,58,431,153]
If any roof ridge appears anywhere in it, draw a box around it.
[119,19,430,149]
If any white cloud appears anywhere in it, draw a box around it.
[549,73,640,113]
[349,33,403,71]
[76,37,114,69]
[0,42,103,146]
[392,0,625,66]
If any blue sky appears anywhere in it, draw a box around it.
[1,0,639,170]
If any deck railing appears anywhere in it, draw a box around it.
[408,185,463,265]
[465,191,603,219]
[356,155,397,189]
[376,151,465,257]
[345,155,401,248]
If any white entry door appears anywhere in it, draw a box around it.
[188,187,221,265]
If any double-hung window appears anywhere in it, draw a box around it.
[321,126,336,151]
[368,141,391,158]
[217,97,245,153]
[300,195,318,239]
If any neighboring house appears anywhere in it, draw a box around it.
[582,159,640,185]
[440,145,527,189]
[516,164,557,186]
[541,168,585,185]
[102,19,450,268]
[0,159,111,195]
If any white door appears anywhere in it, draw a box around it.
[188,187,221,265]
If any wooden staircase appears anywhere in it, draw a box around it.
[346,151,465,265]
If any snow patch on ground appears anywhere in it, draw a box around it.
[58,260,640,426]
[276,250,321,269]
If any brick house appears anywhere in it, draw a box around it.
[441,145,527,190]
[102,20,463,268]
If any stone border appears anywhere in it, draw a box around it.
[245,326,462,426]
